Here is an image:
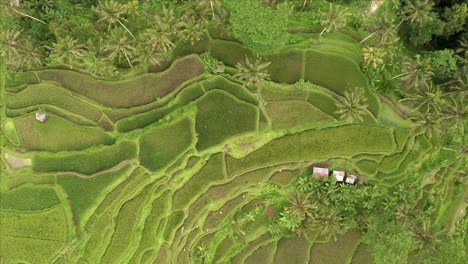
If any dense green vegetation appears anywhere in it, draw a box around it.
[0,0,466,263]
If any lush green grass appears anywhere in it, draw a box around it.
[227,124,395,175]
[56,164,131,226]
[303,49,381,117]
[351,244,375,264]
[201,76,259,106]
[130,190,171,263]
[303,49,365,91]
[0,184,60,211]
[379,136,415,174]
[15,113,114,152]
[355,159,379,176]
[209,39,254,66]
[306,89,340,118]
[1,118,20,146]
[195,90,259,150]
[268,169,301,186]
[32,140,137,174]
[162,210,185,242]
[139,117,194,171]
[172,153,225,210]
[5,84,102,121]
[274,236,310,264]
[100,182,155,264]
[310,230,361,264]
[0,234,64,264]
[115,83,204,133]
[261,84,307,101]
[37,55,204,108]
[204,195,245,230]
[266,100,334,130]
[267,48,304,84]
[0,205,68,241]
[208,167,277,199]
[5,72,39,88]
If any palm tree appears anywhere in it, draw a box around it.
[400,83,444,115]
[235,56,271,87]
[402,0,434,25]
[182,1,212,24]
[181,18,207,45]
[361,15,399,45]
[93,0,135,38]
[320,4,350,35]
[412,114,443,139]
[441,94,466,136]
[0,29,22,63]
[362,46,386,69]
[153,6,184,39]
[312,210,351,241]
[20,37,43,69]
[140,26,174,54]
[409,220,443,252]
[48,36,86,68]
[103,28,136,68]
[399,55,434,90]
[284,191,316,220]
[335,87,369,122]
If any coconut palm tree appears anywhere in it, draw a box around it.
[235,56,271,87]
[412,114,443,139]
[182,1,212,24]
[399,55,434,90]
[362,46,386,69]
[20,37,43,69]
[409,220,443,252]
[284,191,316,220]
[335,87,369,122]
[402,0,434,25]
[181,18,207,45]
[320,4,350,35]
[0,29,22,63]
[103,28,136,68]
[441,94,466,136]
[48,36,86,68]
[140,26,175,54]
[312,210,351,241]
[93,0,134,38]
[361,15,399,45]
[400,83,444,115]
[153,6,184,39]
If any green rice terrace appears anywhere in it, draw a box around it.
[0,1,467,264]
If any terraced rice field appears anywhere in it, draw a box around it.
[1,31,434,263]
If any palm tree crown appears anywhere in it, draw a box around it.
[320,4,350,34]
[400,55,434,90]
[103,28,136,68]
[93,0,134,38]
[402,0,434,25]
[235,56,271,87]
[335,87,369,122]
[49,36,86,68]
[362,46,386,69]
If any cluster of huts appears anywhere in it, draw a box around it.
[312,165,359,184]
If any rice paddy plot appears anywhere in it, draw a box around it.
[195,90,259,151]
